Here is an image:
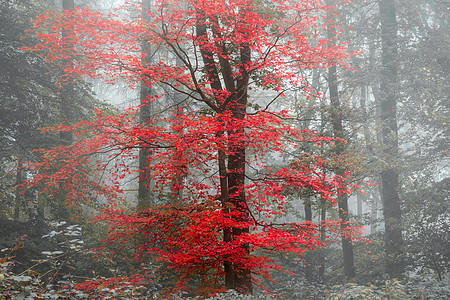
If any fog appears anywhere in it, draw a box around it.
[0,0,448,298]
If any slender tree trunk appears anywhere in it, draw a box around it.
[370,195,378,235]
[378,0,404,279]
[59,0,74,144]
[318,198,326,283]
[356,85,368,218]
[138,0,153,210]
[304,198,312,222]
[316,77,329,284]
[326,0,355,279]
[328,65,355,279]
[356,193,363,217]
[168,55,186,203]
[303,195,313,281]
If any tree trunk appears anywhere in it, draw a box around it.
[304,198,312,222]
[218,142,234,288]
[137,0,153,210]
[60,0,74,145]
[303,196,313,281]
[196,12,252,291]
[318,198,326,283]
[326,0,355,279]
[369,42,382,237]
[378,0,404,279]
[14,161,23,221]
[227,42,252,293]
[370,194,378,235]
[357,85,368,219]
[328,65,355,279]
[356,193,363,217]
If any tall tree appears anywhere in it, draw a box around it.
[137,0,153,210]
[60,0,75,145]
[326,1,355,279]
[25,0,360,294]
[378,0,404,278]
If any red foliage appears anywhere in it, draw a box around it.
[23,0,363,294]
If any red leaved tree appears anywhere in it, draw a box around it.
[24,0,359,294]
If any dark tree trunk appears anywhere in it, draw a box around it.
[218,142,234,288]
[326,0,355,278]
[303,196,313,282]
[227,43,252,294]
[137,0,153,210]
[14,161,23,221]
[299,68,319,283]
[60,0,75,144]
[196,13,252,292]
[328,63,355,279]
[370,194,378,235]
[318,198,327,283]
[378,0,404,279]
[356,86,367,218]
[304,198,312,222]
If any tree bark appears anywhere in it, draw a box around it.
[326,0,355,279]
[218,142,234,289]
[328,65,355,279]
[356,85,368,218]
[138,0,153,210]
[59,0,75,145]
[227,42,252,293]
[378,0,404,278]
[318,198,327,283]
[196,13,251,292]
[304,198,312,222]
[370,194,378,235]
[14,161,23,221]
[303,196,313,281]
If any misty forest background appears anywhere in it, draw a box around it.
[0,0,448,299]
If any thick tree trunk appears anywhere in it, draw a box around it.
[196,14,251,291]
[227,43,252,293]
[378,0,404,279]
[218,143,234,288]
